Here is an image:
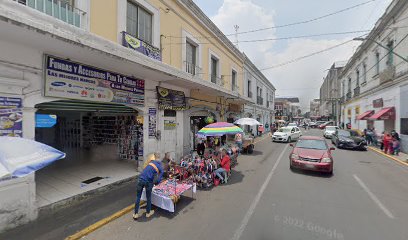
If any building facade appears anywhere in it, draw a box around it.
[340,0,408,152]
[0,0,275,231]
[310,99,321,120]
[275,97,300,122]
[319,62,346,124]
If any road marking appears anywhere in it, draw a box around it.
[353,174,395,219]
[368,146,408,167]
[231,144,289,240]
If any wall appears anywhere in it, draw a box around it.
[90,0,118,43]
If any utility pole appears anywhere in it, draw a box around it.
[234,25,239,49]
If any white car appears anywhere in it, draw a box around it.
[287,122,298,127]
[272,126,302,143]
[324,126,339,138]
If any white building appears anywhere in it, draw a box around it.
[340,0,408,152]
[242,55,276,134]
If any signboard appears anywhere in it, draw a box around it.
[44,55,145,106]
[148,108,157,138]
[164,120,177,130]
[122,32,162,61]
[373,98,383,108]
[0,97,22,137]
[157,87,186,110]
[36,114,57,128]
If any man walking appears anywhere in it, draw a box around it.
[133,154,163,220]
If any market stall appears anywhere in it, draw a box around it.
[234,118,260,154]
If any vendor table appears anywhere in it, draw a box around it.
[141,180,196,212]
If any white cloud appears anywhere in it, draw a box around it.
[209,0,361,110]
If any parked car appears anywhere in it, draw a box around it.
[324,126,339,138]
[318,121,335,129]
[287,122,298,127]
[272,126,302,143]
[289,136,334,174]
[310,121,325,128]
[331,129,367,150]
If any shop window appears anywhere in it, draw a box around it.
[127,1,152,44]
[401,118,408,135]
[164,109,176,117]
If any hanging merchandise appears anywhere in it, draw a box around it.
[204,116,214,124]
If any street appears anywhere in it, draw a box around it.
[82,129,408,240]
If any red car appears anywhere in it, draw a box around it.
[318,121,335,129]
[289,136,334,174]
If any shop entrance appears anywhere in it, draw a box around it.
[34,100,143,207]
[190,111,216,150]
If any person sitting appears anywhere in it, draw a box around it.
[161,152,175,178]
[215,149,231,184]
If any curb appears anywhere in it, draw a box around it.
[65,202,144,240]
[368,146,408,167]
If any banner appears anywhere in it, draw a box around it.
[148,108,157,138]
[157,87,186,111]
[44,55,145,106]
[122,32,162,61]
[164,120,177,130]
[0,97,22,137]
[36,114,57,128]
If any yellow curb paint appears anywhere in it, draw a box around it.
[368,146,408,167]
[65,201,144,240]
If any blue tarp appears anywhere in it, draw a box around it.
[0,137,65,179]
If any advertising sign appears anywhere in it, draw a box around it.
[122,32,162,61]
[373,98,383,108]
[0,97,22,137]
[36,114,57,128]
[148,108,157,138]
[164,120,177,130]
[44,55,145,106]
[157,87,186,111]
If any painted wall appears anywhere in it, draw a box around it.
[90,0,118,43]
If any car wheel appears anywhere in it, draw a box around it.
[290,163,295,171]
[287,137,292,143]
[247,145,254,154]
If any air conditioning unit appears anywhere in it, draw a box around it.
[379,66,396,84]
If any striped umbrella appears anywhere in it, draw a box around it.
[198,122,243,136]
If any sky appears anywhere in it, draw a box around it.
[192,0,393,111]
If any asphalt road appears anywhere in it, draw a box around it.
[85,129,408,240]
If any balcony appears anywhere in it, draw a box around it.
[353,87,360,97]
[346,92,352,101]
[248,91,253,98]
[184,61,201,75]
[16,0,85,28]
[211,75,224,87]
[122,32,162,61]
[379,66,396,85]
[232,84,239,93]
[257,96,264,105]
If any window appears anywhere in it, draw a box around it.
[248,80,252,97]
[186,41,197,74]
[375,52,380,74]
[342,80,345,97]
[386,40,394,66]
[363,63,367,83]
[348,78,351,92]
[210,57,218,83]
[164,109,176,117]
[127,1,152,44]
[356,70,360,86]
[231,70,237,91]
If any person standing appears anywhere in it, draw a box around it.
[383,132,392,154]
[197,139,206,156]
[235,132,243,153]
[393,137,401,156]
[215,149,231,184]
[133,154,163,220]
[161,152,174,178]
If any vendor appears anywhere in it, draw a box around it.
[197,139,206,156]
[215,149,231,184]
[161,152,175,178]
[133,153,163,220]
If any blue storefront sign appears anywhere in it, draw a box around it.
[44,55,145,106]
[35,114,57,128]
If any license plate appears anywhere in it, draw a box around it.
[304,164,315,169]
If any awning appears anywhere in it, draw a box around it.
[357,110,375,120]
[369,107,395,120]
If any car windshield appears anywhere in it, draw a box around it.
[295,139,327,150]
[278,127,292,133]
[337,130,359,137]
[326,126,337,131]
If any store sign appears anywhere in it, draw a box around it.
[0,97,22,137]
[35,114,57,128]
[373,98,383,108]
[148,108,157,138]
[122,32,162,61]
[164,120,177,130]
[157,87,186,110]
[44,55,145,106]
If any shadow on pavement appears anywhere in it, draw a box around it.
[244,150,263,156]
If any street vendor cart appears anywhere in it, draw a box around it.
[242,136,254,154]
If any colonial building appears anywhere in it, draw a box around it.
[310,99,321,120]
[340,0,408,152]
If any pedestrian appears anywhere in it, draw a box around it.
[380,131,385,150]
[161,152,175,178]
[383,132,392,154]
[365,129,372,145]
[215,149,231,184]
[197,139,206,156]
[393,137,400,156]
[391,130,400,141]
[235,132,243,153]
[133,153,164,220]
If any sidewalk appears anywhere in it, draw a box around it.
[368,145,408,167]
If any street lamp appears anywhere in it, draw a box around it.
[353,37,408,63]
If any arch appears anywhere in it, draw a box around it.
[187,106,220,120]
